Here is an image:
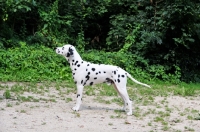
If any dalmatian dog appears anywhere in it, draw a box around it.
[55,44,151,115]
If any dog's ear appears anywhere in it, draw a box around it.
[66,47,74,57]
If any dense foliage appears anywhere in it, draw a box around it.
[0,42,71,81]
[0,0,200,83]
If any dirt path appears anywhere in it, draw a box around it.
[0,83,200,132]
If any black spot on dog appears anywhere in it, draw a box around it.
[77,94,80,98]
[117,79,120,83]
[118,74,120,78]
[73,73,75,75]
[86,69,88,71]
[87,64,90,66]
[88,72,90,75]
[90,82,93,85]
[81,80,83,84]
[91,68,95,71]
[81,61,83,63]
[106,78,110,81]
[96,72,98,75]
[68,47,74,56]
[94,77,97,80]
[72,60,74,62]
[85,75,89,79]
[104,71,106,73]
[114,71,116,74]
[115,79,116,82]
[74,81,77,84]
[121,75,125,77]
[74,68,77,71]
[74,61,78,65]
[99,71,101,74]
[77,64,80,67]
[62,47,64,50]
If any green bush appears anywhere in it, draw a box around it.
[0,42,183,83]
[0,42,72,82]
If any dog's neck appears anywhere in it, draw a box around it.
[65,48,83,69]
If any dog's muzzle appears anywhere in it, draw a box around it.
[55,48,60,54]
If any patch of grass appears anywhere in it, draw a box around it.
[158,111,170,117]
[49,98,56,102]
[154,116,164,122]
[111,97,123,106]
[162,125,170,131]
[187,115,193,120]
[172,118,182,123]
[110,114,124,119]
[73,112,80,118]
[65,97,73,103]
[6,103,12,107]
[191,109,199,114]
[15,102,20,105]
[85,86,96,96]
[114,109,124,113]
[20,109,26,113]
[179,112,186,116]
[148,122,152,126]
[184,126,195,131]
[17,96,34,102]
[174,87,196,96]
[94,96,111,104]
[162,121,168,125]
[108,123,113,126]
[33,98,40,102]
[98,84,117,96]
[133,107,142,118]
[165,107,173,112]
[40,98,48,102]
[42,122,46,125]
[10,84,24,94]
[110,109,126,119]
[3,90,11,99]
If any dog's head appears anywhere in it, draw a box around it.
[55,44,74,57]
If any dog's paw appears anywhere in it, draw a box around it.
[72,106,79,111]
[126,111,132,116]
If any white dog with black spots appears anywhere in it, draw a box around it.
[55,44,151,115]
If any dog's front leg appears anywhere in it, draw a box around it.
[72,85,84,111]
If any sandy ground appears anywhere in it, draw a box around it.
[0,83,200,132]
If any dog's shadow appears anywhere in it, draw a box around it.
[80,104,125,113]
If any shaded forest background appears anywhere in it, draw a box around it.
[0,0,200,83]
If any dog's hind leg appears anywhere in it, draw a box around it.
[115,84,132,115]
[113,83,127,111]
[72,85,84,111]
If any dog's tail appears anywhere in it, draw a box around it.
[126,73,151,88]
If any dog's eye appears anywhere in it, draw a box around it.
[62,47,64,50]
